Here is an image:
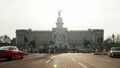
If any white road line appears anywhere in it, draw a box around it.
[78,62,88,68]
[51,56,57,58]
[46,55,59,64]
[71,58,76,62]
[46,59,52,63]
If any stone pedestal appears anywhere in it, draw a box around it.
[52,10,69,49]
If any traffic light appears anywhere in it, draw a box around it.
[30,40,36,47]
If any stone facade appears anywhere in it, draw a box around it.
[16,29,52,51]
[16,29,103,50]
[68,29,104,49]
[16,11,104,52]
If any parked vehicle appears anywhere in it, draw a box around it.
[108,47,120,57]
[0,46,24,60]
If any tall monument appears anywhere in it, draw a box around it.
[52,10,69,48]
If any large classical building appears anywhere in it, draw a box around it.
[16,11,104,52]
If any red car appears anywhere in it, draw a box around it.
[0,46,24,60]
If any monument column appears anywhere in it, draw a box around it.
[52,10,69,49]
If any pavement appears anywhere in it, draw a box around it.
[0,53,120,68]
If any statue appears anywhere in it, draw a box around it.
[58,10,62,17]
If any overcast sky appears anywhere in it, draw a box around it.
[0,0,120,39]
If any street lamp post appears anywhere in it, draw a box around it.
[97,38,100,52]
[24,36,28,49]
[117,35,119,45]
[4,35,7,46]
[112,34,115,45]
[98,37,103,52]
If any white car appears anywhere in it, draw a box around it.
[108,47,120,58]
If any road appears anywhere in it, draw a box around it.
[0,53,120,68]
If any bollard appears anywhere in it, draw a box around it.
[23,49,28,55]
[103,49,107,55]
[54,49,56,53]
[48,49,51,53]
[94,49,99,55]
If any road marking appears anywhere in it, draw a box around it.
[51,55,58,58]
[78,62,88,68]
[71,58,76,62]
[46,55,59,64]
[46,59,52,63]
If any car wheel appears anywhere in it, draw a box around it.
[111,56,114,58]
[11,54,15,60]
[20,54,24,59]
[109,55,114,58]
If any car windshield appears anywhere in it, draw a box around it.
[0,47,9,50]
[111,47,120,51]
